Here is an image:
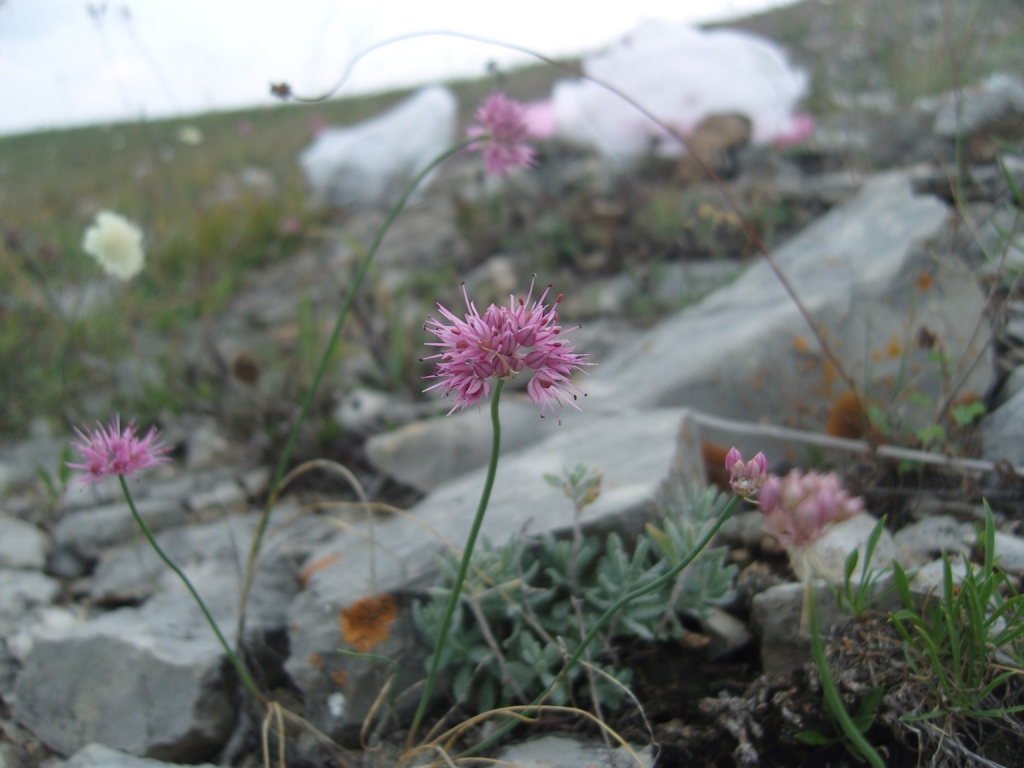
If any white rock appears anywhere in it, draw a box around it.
[299,86,456,209]
[497,735,654,768]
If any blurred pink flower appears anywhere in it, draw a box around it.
[773,113,815,148]
[423,280,589,417]
[468,92,536,176]
[279,215,301,235]
[758,470,863,549]
[67,416,170,485]
[236,120,254,136]
[522,100,557,139]
[725,447,767,498]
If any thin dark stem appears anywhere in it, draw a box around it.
[237,138,477,634]
[408,379,504,746]
[460,493,740,756]
[118,476,263,700]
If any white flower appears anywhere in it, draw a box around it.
[82,211,145,281]
[177,125,203,146]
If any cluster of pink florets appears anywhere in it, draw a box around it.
[68,416,169,485]
[725,448,863,549]
[423,280,589,417]
[468,92,536,176]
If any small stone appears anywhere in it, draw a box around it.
[54,498,186,558]
[495,735,654,768]
[701,608,753,659]
[893,515,977,558]
[186,480,246,513]
[0,515,49,570]
[993,532,1024,576]
[65,744,219,768]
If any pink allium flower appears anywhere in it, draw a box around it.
[758,470,864,549]
[67,416,170,485]
[725,447,767,498]
[468,92,536,176]
[423,280,589,417]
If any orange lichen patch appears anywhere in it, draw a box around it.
[330,669,349,688]
[885,334,903,359]
[300,554,340,587]
[871,349,882,363]
[701,442,733,493]
[825,391,867,439]
[792,334,810,354]
[916,271,933,292]
[340,594,398,653]
[307,653,324,671]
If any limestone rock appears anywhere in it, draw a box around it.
[0,515,49,570]
[65,743,218,768]
[12,584,240,761]
[585,172,990,437]
[52,498,186,559]
[496,735,654,768]
[363,398,553,492]
[287,408,705,738]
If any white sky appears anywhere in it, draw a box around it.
[0,0,796,136]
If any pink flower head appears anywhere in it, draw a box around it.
[758,470,864,549]
[725,447,768,498]
[467,92,536,176]
[67,416,170,485]
[423,279,590,418]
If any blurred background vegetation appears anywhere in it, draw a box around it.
[0,0,1021,439]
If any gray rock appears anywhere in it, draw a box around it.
[749,581,846,677]
[702,608,753,659]
[88,510,303,630]
[0,436,67,493]
[0,516,49,570]
[287,408,706,738]
[585,172,991,433]
[0,570,60,634]
[933,72,1024,138]
[185,479,246,513]
[716,510,767,550]
[53,498,186,558]
[981,386,1024,468]
[795,513,903,585]
[996,366,1024,408]
[184,419,232,471]
[495,735,654,768]
[364,397,554,493]
[560,273,636,318]
[909,556,969,595]
[12,591,236,762]
[893,515,977,558]
[993,531,1024,576]
[65,743,218,768]
[332,387,431,434]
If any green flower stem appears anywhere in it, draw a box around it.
[408,379,505,745]
[238,138,478,624]
[119,476,262,700]
[461,493,741,756]
[808,582,886,768]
